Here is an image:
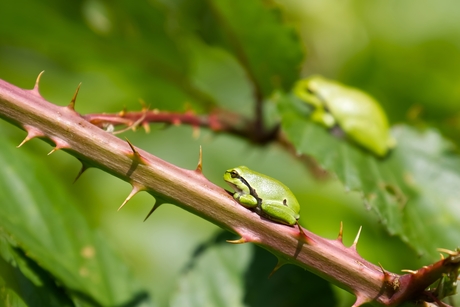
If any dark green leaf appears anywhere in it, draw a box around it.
[170,232,335,307]
[279,94,460,259]
[163,0,304,97]
[0,0,213,111]
[0,231,74,307]
[0,138,149,306]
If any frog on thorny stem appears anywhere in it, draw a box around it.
[224,166,308,239]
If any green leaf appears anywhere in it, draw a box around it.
[170,232,335,307]
[279,94,460,259]
[0,232,74,307]
[163,0,304,97]
[0,138,149,306]
[187,39,254,116]
[0,0,214,111]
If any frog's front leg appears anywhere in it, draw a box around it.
[260,200,299,226]
[311,108,336,128]
[234,193,258,209]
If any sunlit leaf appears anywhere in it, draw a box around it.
[279,94,460,259]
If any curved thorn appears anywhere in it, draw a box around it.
[47,147,59,155]
[226,237,247,244]
[401,269,418,274]
[17,126,44,148]
[351,226,362,250]
[33,71,45,93]
[17,137,30,148]
[125,138,147,164]
[296,222,313,244]
[268,259,285,278]
[378,262,392,281]
[126,138,136,153]
[352,295,369,307]
[378,262,386,274]
[67,82,81,111]
[437,248,458,256]
[337,221,344,242]
[195,146,203,173]
[144,201,163,221]
[73,161,89,184]
[142,122,151,133]
[118,182,145,211]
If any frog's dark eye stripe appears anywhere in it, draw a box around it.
[238,176,252,191]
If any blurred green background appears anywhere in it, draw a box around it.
[1,0,460,306]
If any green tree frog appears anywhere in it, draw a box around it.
[224,166,303,232]
[294,76,396,157]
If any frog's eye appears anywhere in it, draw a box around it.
[306,86,315,95]
[230,170,239,178]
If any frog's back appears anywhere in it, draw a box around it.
[244,170,299,208]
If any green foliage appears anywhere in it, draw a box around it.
[1,0,460,306]
[280,94,460,258]
[170,232,335,307]
[0,138,148,306]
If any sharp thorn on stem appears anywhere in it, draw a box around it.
[268,259,285,278]
[351,226,362,250]
[351,295,369,307]
[17,126,44,148]
[47,147,59,155]
[437,248,458,256]
[67,82,82,111]
[118,182,145,211]
[125,138,147,164]
[337,221,343,242]
[73,161,89,184]
[32,71,45,94]
[195,146,203,173]
[297,222,313,244]
[143,201,163,222]
[17,137,30,148]
[226,237,247,244]
[401,269,418,274]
